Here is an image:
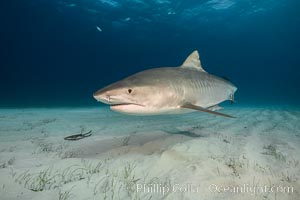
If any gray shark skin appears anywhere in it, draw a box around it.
[93,50,237,118]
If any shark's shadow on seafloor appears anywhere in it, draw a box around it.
[72,128,206,158]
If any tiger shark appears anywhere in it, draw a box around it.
[93,50,237,118]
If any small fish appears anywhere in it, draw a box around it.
[96,26,102,32]
[124,17,131,22]
[67,3,76,7]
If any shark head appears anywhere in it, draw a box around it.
[93,70,182,115]
[93,81,146,113]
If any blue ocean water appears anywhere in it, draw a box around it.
[0,0,299,107]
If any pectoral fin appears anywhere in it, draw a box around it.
[181,103,235,118]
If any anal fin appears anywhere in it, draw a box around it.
[181,103,235,118]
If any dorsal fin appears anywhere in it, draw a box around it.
[181,50,206,72]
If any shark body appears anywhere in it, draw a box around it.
[93,50,237,118]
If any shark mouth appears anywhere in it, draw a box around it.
[109,103,146,113]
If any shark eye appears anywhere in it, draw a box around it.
[128,89,132,94]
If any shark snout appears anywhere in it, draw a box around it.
[93,89,128,105]
[93,90,102,98]
[93,90,110,104]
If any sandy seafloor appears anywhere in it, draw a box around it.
[0,105,299,200]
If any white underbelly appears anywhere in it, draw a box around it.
[110,105,193,116]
